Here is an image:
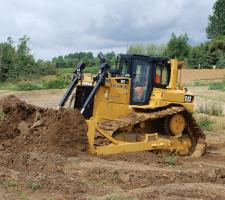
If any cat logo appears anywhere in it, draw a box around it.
[184,95,193,103]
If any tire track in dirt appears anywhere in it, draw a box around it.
[129,183,225,200]
[1,152,224,200]
[71,157,225,189]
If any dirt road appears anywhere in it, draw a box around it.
[0,89,64,108]
[0,87,225,200]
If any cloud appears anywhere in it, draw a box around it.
[0,0,216,59]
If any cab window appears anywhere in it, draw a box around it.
[132,59,150,103]
[119,59,130,77]
[155,64,170,86]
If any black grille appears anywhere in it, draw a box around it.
[74,85,94,119]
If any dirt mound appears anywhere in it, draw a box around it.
[0,95,87,157]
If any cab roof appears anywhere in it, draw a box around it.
[118,54,169,63]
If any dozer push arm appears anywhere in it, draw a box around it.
[81,62,110,114]
[58,63,86,108]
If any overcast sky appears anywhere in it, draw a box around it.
[0,0,216,60]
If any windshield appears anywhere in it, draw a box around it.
[119,59,130,77]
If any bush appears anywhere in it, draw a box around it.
[164,154,177,166]
[197,116,214,131]
[42,77,70,89]
[35,60,57,77]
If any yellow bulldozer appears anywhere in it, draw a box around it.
[59,53,206,156]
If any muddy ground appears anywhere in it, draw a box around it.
[0,85,225,199]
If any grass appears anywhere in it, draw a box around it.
[103,195,137,200]
[197,116,214,131]
[89,194,137,200]
[57,67,74,73]
[188,80,225,91]
[190,81,209,87]
[71,157,81,164]
[11,82,43,91]
[208,80,225,91]
[213,117,225,132]
[195,113,225,133]
[97,179,108,186]
[58,66,99,74]
[0,111,5,119]
[0,180,18,188]
[27,181,42,191]
[0,67,99,91]
[19,192,29,200]
[196,101,223,116]
[42,76,71,89]
[0,74,71,91]
[164,154,177,166]
[84,66,99,74]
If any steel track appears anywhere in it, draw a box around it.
[97,106,206,155]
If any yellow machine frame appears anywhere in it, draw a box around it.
[83,60,195,155]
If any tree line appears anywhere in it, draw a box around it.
[0,0,224,82]
[127,34,225,69]
[0,36,56,82]
[52,51,116,69]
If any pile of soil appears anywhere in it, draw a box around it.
[0,95,88,157]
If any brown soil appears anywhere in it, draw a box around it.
[0,95,87,157]
[0,87,225,200]
[179,69,225,83]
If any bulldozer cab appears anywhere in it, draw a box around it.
[117,54,170,105]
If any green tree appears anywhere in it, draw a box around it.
[36,60,56,75]
[53,52,97,68]
[208,36,225,67]
[54,56,65,68]
[164,33,190,60]
[216,54,225,67]
[146,44,158,56]
[206,0,225,39]
[10,35,36,79]
[127,44,145,54]
[0,36,57,81]
[0,37,17,81]
[146,44,167,56]
[128,44,166,57]
[105,52,116,66]
[188,45,207,68]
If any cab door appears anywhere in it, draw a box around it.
[130,58,153,105]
